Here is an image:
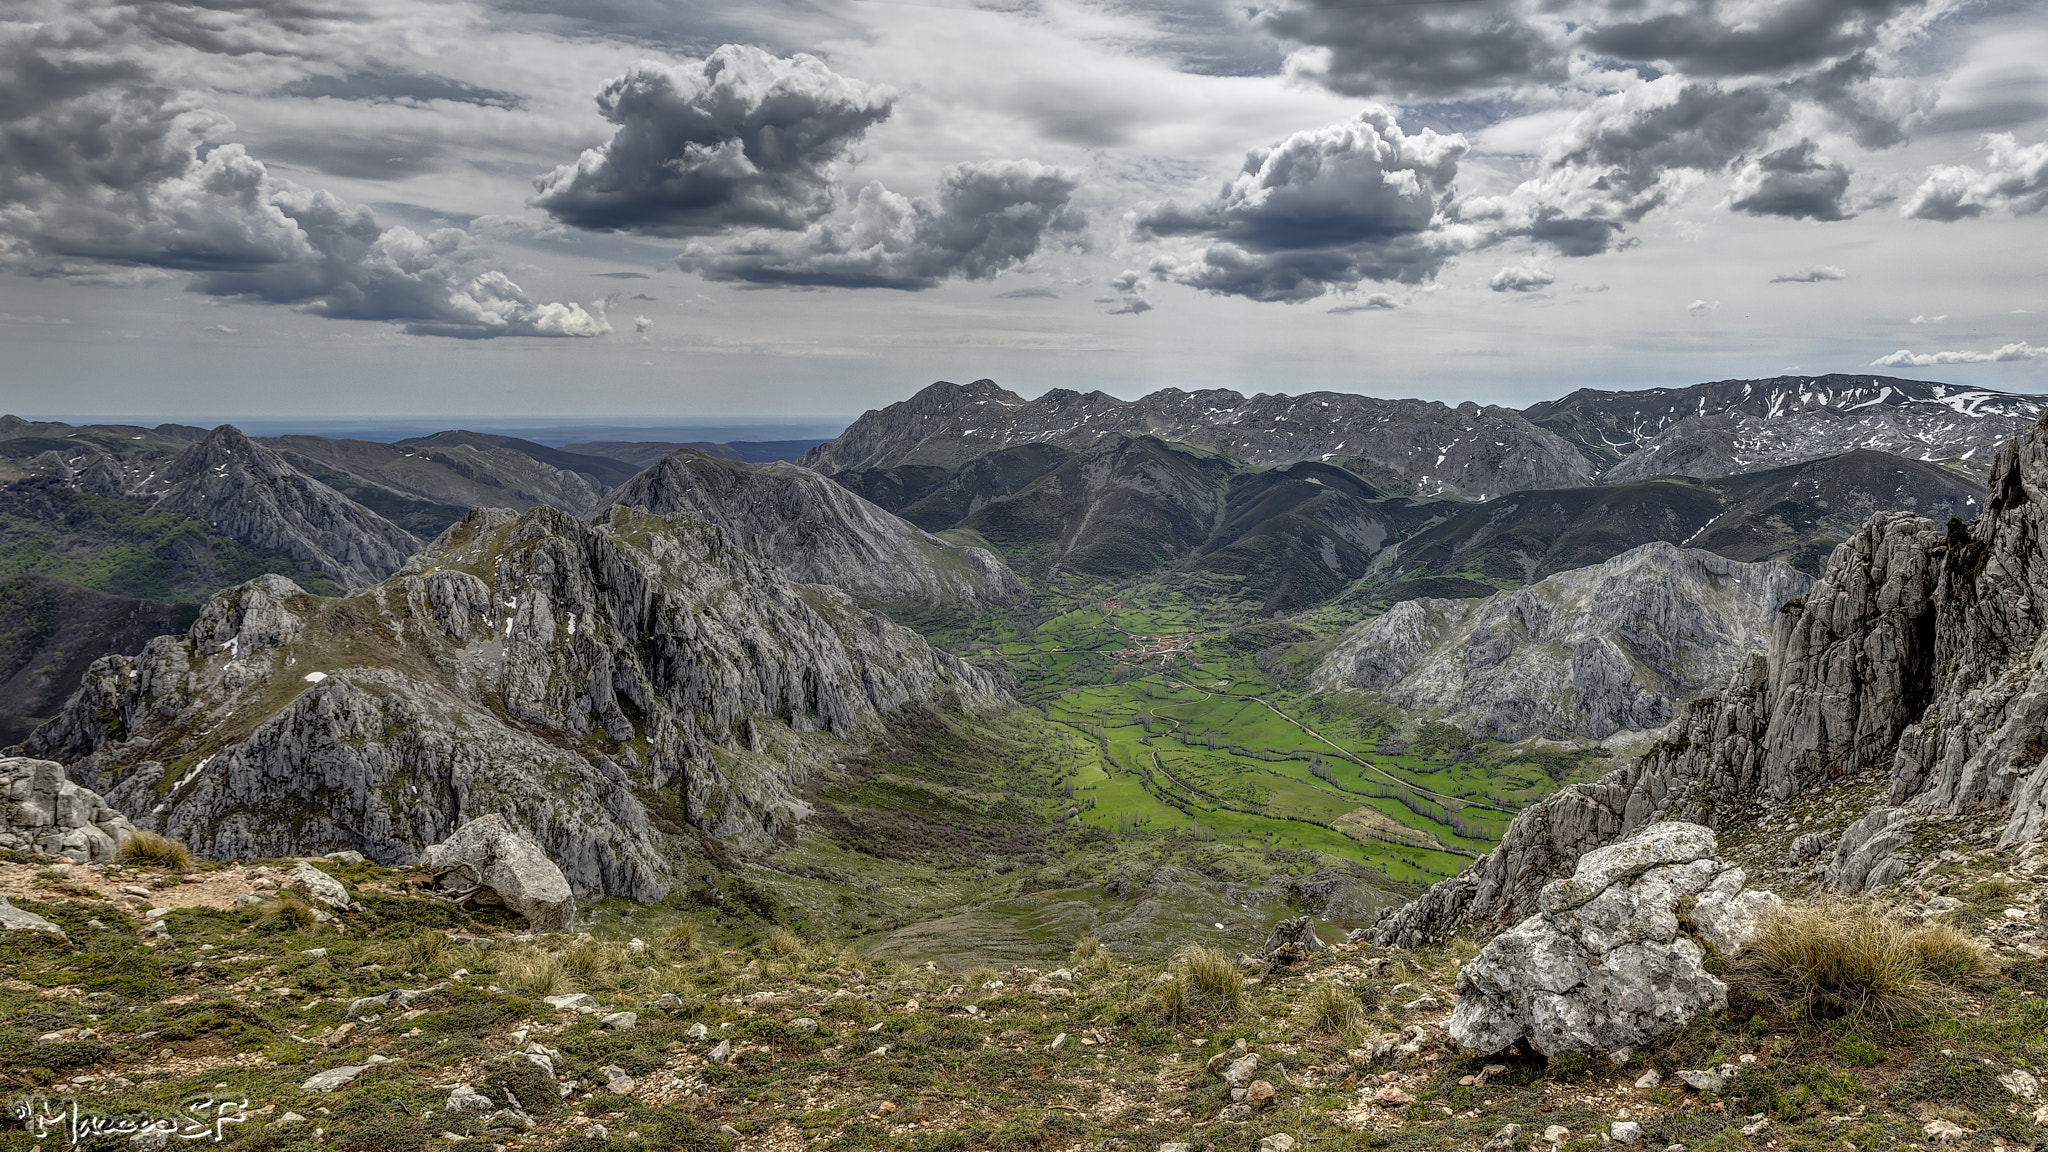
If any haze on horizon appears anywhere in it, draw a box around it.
[3,0,2046,422]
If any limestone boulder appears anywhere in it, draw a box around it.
[1450,822,1778,1061]
[421,814,575,933]
[0,757,134,862]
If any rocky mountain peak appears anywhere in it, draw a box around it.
[150,426,421,591]
[601,449,1021,610]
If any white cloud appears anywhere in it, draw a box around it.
[1687,298,1722,314]
[1488,262,1555,292]
[1327,292,1400,313]
[1909,313,1947,324]
[1770,265,1848,283]
[1872,341,2047,366]
[1902,133,2048,220]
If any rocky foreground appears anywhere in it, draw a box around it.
[0,821,2044,1152]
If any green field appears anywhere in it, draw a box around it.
[941,581,1610,890]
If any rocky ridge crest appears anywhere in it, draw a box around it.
[24,505,1003,899]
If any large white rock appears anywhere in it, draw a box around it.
[289,862,354,910]
[1451,822,1779,1060]
[421,814,575,933]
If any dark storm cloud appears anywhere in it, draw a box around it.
[1903,132,2048,220]
[0,8,606,338]
[1729,140,1854,220]
[1259,1,1566,99]
[1138,108,1470,302]
[530,46,895,237]
[675,160,1084,290]
[1797,53,1911,149]
[1549,83,1787,198]
[1579,0,1927,81]
[1456,80,1788,258]
[276,68,522,108]
[1260,0,1940,101]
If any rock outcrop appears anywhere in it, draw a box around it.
[1374,410,2048,947]
[422,815,576,933]
[26,505,1004,900]
[602,450,1021,611]
[1450,823,1779,1059]
[1313,543,1810,740]
[0,756,134,862]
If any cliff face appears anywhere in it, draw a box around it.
[1372,413,2048,947]
[26,506,1003,900]
[601,450,1022,611]
[1312,543,1810,741]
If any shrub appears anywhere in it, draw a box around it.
[1735,900,1984,1020]
[116,830,192,871]
[1834,1036,1885,1067]
[1304,980,1364,1035]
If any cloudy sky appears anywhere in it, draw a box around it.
[2,0,2045,424]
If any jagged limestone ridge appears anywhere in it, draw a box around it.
[26,505,1004,900]
[1312,542,1811,741]
[1373,412,2048,946]
[600,449,1022,610]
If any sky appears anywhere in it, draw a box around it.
[2,0,2046,425]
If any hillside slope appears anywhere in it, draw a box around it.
[1313,543,1810,740]
[0,576,196,743]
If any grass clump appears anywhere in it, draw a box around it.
[498,946,567,996]
[267,889,320,931]
[1147,945,1247,1025]
[663,919,703,955]
[1735,900,1987,1020]
[382,929,452,972]
[760,927,807,959]
[1303,979,1364,1035]
[115,830,192,871]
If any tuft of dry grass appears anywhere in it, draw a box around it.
[1073,935,1102,960]
[562,939,633,983]
[116,830,193,871]
[1909,922,1992,981]
[1735,899,1987,1020]
[662,919,703,955]
[1177,945,1245,1009]
[1972,875,2025,900]
[498,947,567,996]
[1305,980,1364,1035]
[760,927,807,959]
[268,890,319,931]
[383,929,451,972]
